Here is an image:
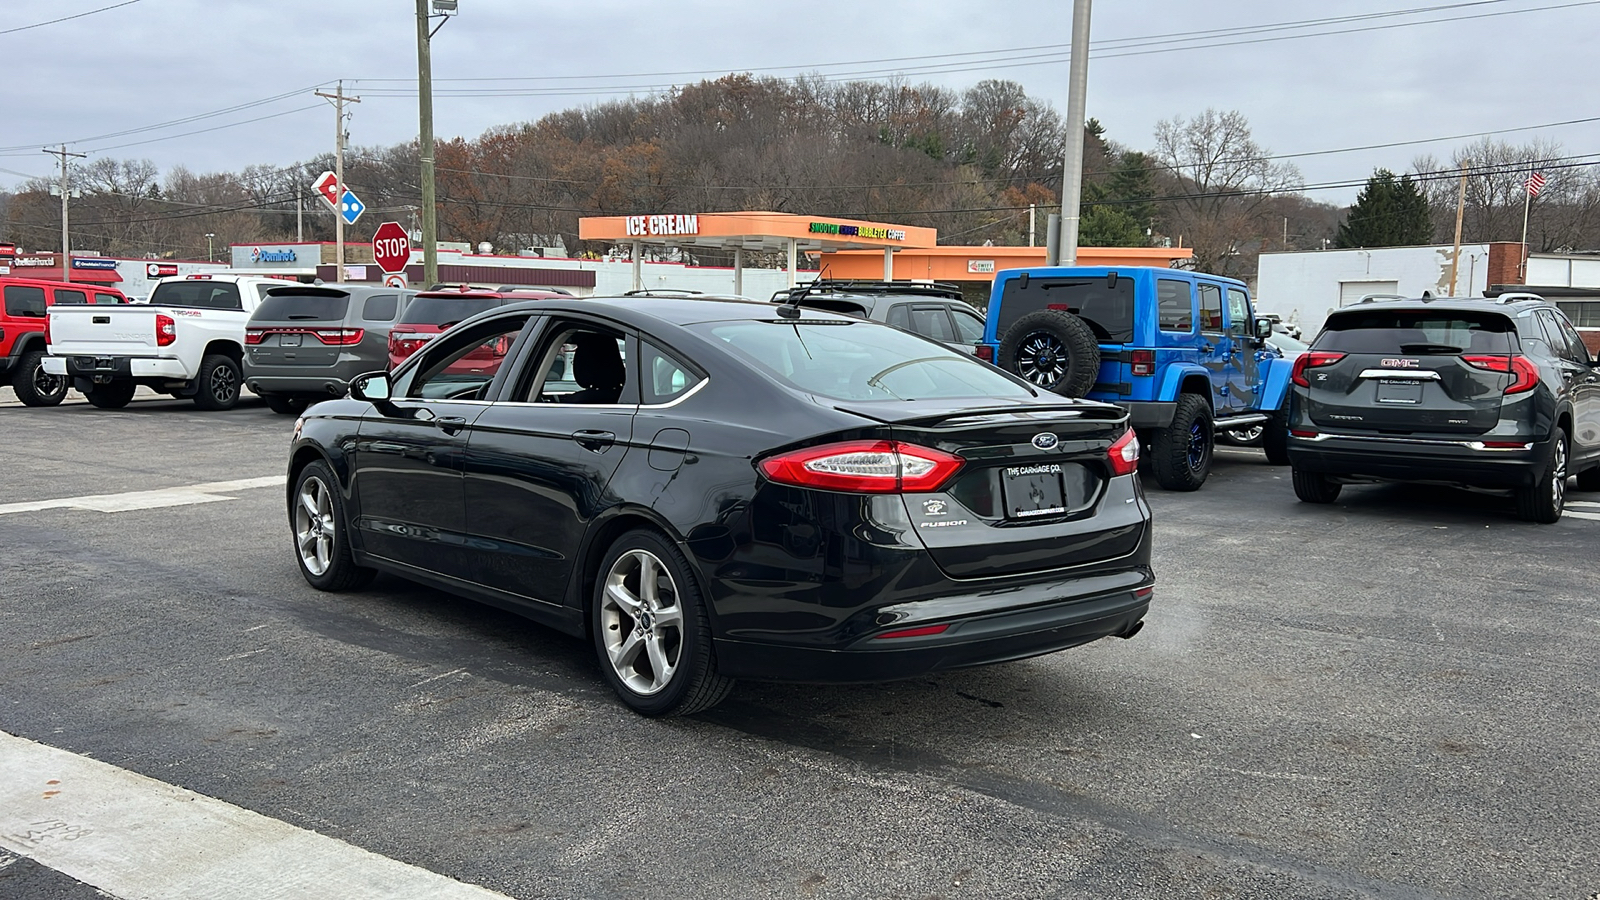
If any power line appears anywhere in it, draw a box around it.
[0,0,141,37]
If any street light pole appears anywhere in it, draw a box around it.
[415,0,444,289]
[205,233,215,262]
[1057,0,1092,267]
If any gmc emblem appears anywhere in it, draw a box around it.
[1379,358,1420,368]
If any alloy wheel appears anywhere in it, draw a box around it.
[211,364,238,404]
[1015,332,1068,387]
[600,549,684,696]
[1552,437,1568,510]
[1186,419,1210,472]
[294,476,336,576]
[32,364,65,399]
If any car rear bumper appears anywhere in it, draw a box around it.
[1288,432,1550,488]
[712,576,1152,683]
[244,373,354,397]
[52,355,188,381]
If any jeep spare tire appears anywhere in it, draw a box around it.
[999,309,1101,398]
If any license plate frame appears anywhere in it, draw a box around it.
[277,333,302,347]
[1001,463,1068,520]
[1375,379,1422,404]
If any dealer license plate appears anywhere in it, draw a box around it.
[1001,463,1068,519]
[1375,379,1422,404]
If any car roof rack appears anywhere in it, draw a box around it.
[772,279,965,303]
[1356,293,1410,304]
[1490,291,1546,305]
[623,288,703,296]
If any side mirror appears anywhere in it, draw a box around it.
[349,371,392,403]
[1254,316,1274,341]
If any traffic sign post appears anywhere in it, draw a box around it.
[338,190,365,226]
[372,221,410,274]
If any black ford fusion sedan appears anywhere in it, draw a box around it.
[286,296,1153,716]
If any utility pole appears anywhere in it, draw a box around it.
[1028,204,1036,247]
[296,193,304,242]
[416,0,449,289]
[1447,159,1469,296]
[43,144,86,262]
[315,82,359,283]
[1057,0,1092,266]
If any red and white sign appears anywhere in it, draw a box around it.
[384,273,408,288]
[312,171,340,210]
[372,222,410,274]
[146,262,180,278]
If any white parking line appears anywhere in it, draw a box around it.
[0,730,512,900]
[0,476,284,516]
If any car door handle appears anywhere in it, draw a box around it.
[433,416,469,435]
[572,429,616,451]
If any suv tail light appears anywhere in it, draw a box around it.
[43,314,51,345]
[389,330,430,361]
[1108,428,1140,476]
[975,344,995,363]
[312,328,365,346]
[1291,351,1346,387]
[758,440,964,493]
[244,327,265,345]
[1130,349,1155,377]
[1462,354,1539,394]
[156,313,177,346]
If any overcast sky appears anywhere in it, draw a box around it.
[4,0,1597,207]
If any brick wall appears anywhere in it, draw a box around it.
[1486,242,1524,288]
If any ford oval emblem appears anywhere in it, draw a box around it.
[1032,432,1059,450]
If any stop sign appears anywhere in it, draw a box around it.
[372,221,410,274]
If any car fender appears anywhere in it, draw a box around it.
[1255,355,1294,413]
[1156,362,1211,403]
[566,502,711,619]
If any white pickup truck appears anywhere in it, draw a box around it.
[43,273,293,409]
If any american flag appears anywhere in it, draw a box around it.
[1526,171,1547,197]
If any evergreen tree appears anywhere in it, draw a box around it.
[1335,169,1432,248]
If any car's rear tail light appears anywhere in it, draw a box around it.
[874,623,950,640]
[244,327,265,345]
[1462,354,1539,394]
[1130,349,1155,377]
[975,344,995,363]
[312,328,365,346]
[1290,429,1319,438]
[758,440,964,493]
[156,313,176,346]
[1291,351,1346,387]
[491,334,512,357]
[389,331,430,361]
[1107,428,1140,476]
[43,315,51,345]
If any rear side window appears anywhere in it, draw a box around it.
[640,341,703,404]
[909,306,956,341]
[1198,284,1223,332]
[254,292,349,321]
[149,280,243,310]
[1316,311,1515,354]
[94,292,123,305]
[951,307,985,342]
[994,274,1135,343]
[53,288,89,305]
[401,296,502,326]
[362,294,399,322]
[697,320,1035,402]
[886,305,910,329]
[4,285,47,317]
[1156,279,1192,332]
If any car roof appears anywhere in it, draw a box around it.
[494,294,860,328]
[1329,294,1552,316]
[0,276,123,292]
[414,288,567,300]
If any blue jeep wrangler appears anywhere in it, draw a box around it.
[977,266,1293,490]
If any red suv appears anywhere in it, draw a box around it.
[387,287,566,370]
[1,277,128,406]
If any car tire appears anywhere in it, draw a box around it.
[263,394,309,416]
[12,349,68,407]
[83,381,136,409]
[1151,394,1212,491]
[1515,427,1567,524]
[998,309,1100,398]
[194,354,242,410]
[1291,467,1342,503]
[292,460,376,591]
[1575,464,1600,492]
[592,529,732,717]
[1261,414,1291,466]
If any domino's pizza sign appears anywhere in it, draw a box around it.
[250,247,299,264]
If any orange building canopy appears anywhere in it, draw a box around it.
[579,211,937,253]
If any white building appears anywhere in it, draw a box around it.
[1256,244,1493,338]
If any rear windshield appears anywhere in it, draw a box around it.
[148,280,243,310]
[994,274,1135,343]
[400,296,502,326]
[695,319,1035,402]
[1316,311,1515,354]
[254,292,349,322]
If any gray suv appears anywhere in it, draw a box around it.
[771,281,986,353]
[244,284,416,415]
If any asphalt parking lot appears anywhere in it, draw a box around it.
[2,387,1596,900]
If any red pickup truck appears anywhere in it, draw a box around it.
[1,277,128,406]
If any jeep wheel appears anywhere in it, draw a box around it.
[12,349,68,407]
[1515,427,1567,523]
[998,309,1100,398]
[1261,414,1291,466]
[1151,394,1212,491]
[1291,467,1342,504]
